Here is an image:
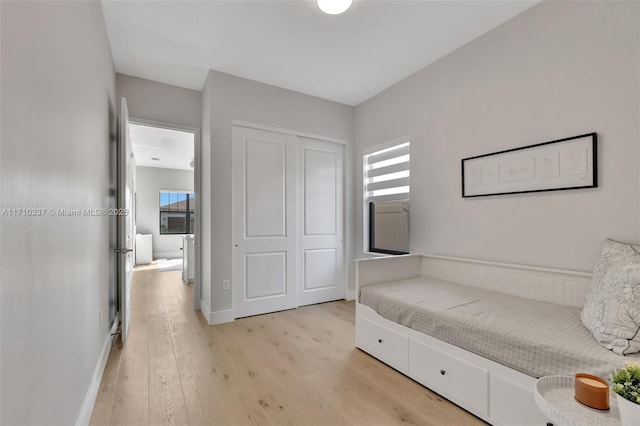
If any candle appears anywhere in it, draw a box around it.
[577,376,608,389]
[574,373,610,410]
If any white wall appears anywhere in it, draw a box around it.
[355,0,640,272]
[116,73,201,128]
[136,166,194,259]
[202,70,355,316]
[0,1,116,424]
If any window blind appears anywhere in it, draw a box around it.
[364,142,410,203]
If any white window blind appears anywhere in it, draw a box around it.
[364,142,410,203]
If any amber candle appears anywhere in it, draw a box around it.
[574,373,610,410]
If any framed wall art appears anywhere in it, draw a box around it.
[461,132,597,198]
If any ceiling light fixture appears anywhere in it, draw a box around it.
[317,0,352,15]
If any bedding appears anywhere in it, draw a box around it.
[360,277,640,379]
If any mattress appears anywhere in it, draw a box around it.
[359,277,640,379]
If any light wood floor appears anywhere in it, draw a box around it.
[90,266,485,426]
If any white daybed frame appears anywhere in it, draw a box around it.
[355,254,592,426]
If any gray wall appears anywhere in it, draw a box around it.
[0,1,116,424]
[116,73,201,128]
[201,78,213,307]
[202,70,355,314]
[136,166,194,259]
[355,0,640,272]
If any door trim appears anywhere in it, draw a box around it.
[233,120,348,146]
[129,116,202,311]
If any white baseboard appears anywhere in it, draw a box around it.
[154,251,182,259]
[199,298,212,323]
[209,309,235,325]
[199,299,235,325]
[75,318,118,426]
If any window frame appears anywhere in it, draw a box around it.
[363,136,410,256]
[159,191,195,235]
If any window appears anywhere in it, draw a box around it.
[364,140,410,255]
[159,191,195,234]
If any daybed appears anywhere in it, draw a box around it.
[355,254,640,425]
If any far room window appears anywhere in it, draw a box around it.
[364,139,410,255]
[159,191,195,235]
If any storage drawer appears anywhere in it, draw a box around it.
[409,339,488,417]
[491,375,548,426]
[356,317,409,373]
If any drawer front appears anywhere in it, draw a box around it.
[491,375,548,426]
[356,317,409,373]
[409,339,488,417]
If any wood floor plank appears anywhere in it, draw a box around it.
[303,363,416,426]
[92,264,487,426]
[108,338,150,426]
[149,353,190,426]
[88,342,124,426]
[170,344,213,425]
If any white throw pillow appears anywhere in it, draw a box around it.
[581,239,640,355]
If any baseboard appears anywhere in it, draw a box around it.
[75,318,118,426]
[199,298,212,323]
[199,299,235,325]
[209,309,235,325]
[154,251,182,259]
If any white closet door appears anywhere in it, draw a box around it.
[297,137,345,307]
[298,137,346,306]
[232,127,298,318]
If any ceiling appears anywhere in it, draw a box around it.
[101,0,539,106]
[130,124,195,171]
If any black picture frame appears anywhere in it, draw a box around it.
[461,132,597,198]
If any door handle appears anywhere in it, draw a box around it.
[115,248,133,254]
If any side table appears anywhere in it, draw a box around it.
[534,375,621,426]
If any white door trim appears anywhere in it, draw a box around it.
[129,116,202,311]
[232,120,348,146]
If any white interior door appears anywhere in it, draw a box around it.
[232,127,298,318]
[117,97,134,342]
[297,137,345,306]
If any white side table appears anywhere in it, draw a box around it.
[534,375,621,426]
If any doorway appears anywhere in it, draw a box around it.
[232,125,346,318]
[128,118,202,311]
